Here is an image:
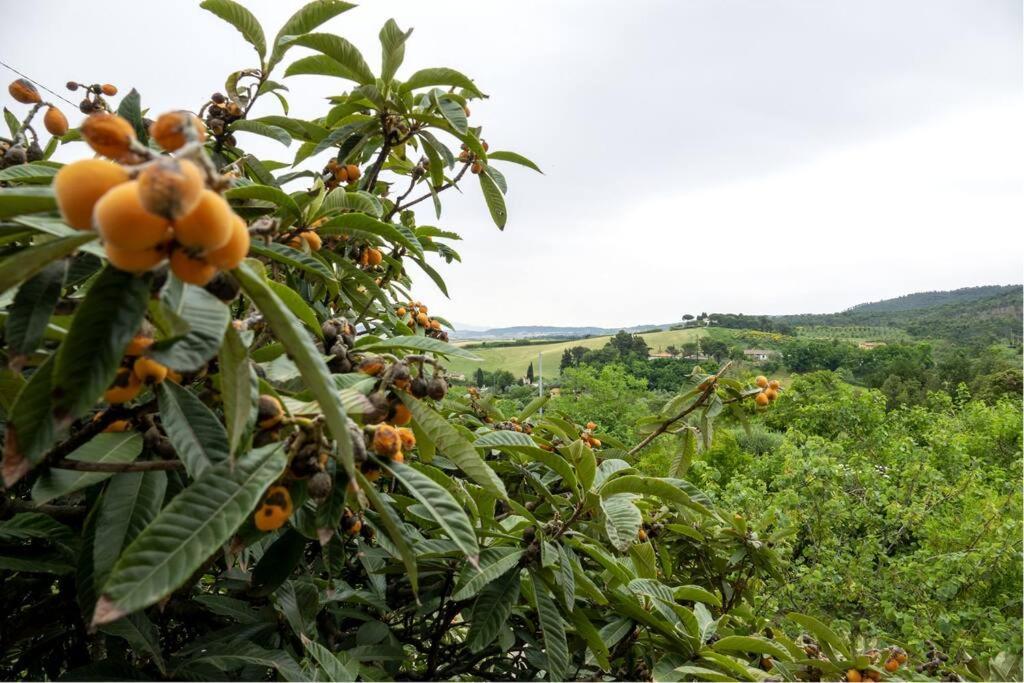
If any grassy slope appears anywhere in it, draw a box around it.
[449,328,705,380]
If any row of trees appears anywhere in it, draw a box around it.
[781,338,1022,407]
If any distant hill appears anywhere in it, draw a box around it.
[775,284,1022,344]
[452,323,670,341]
[454,284,1023,345]
[845,285,1019,314]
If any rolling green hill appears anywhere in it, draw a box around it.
[774,285,1021,344]
[449,328,705,381]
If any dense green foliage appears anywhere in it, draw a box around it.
[518,363,1024,675]
[701,373,1022,660]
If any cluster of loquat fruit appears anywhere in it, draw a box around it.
[580,420,602,448]
[753,375,781,407]
[458,139,489,175]
[356,354,446,480]
[65,79,118,114]
[394,301,449,342]
[286,228,324,252]
[358,243,384,268]
[103,330,180,405]
[844,646,908,681]
[201,91,244,148]
[2,79,70,168]
[250,394,340,532]
[492,417,533,434]
[248,350,449,532]
[322,157,362,190]
[52,109,249,285]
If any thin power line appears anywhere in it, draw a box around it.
[0,60,79,108]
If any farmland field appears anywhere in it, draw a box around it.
[794,325,911,342]
[448,327,705,380]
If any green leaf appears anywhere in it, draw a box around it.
[601,493,642,552]
[2,354,55,484]
[317,212,423,256]
[267,279,323,338]
[302,635,357,681]
[531,571,570,681]
[52,267,150,422]
[177,641,304,681]
[578,443,597,492]
[431,91,468,134]
[284,54,360,81]
[402,67,484,97]
[473,430,534,449]
[379,18,412,83]
[698,651,760,681]
[0,186,58,218]
[252,528,307,596]
[712,635,791,662]
[478,171,507,229]
[0,512,73,541]
[200,0,266,59]
[157,381,229,479]
[92,443,287,626]
[467,566,520,653]
[94,471,167,589]
[787,612,850,659]
[116,88,148,143]
[673,585,723,608]
[398,394,507,498]
[148,280,230,372]
[0,232,96,294]
[356,470,418,594]
[452,548,523,601]
[282,33,375,84]
[487,150,543,173]
[249,242,339,296]
[4,107,19,137]
[599,475,714,517]
[32,433,143,504]
[268,0,356,71]
[316,189,382,217]
[0,162,60,184]
[568,608,612,672]
[249,115,327,142]
[5,259,65,358]
[224,183,301,218]
[520,446,578,490]
[670,427,697,478]
[99,612,165,673]
[230,119,292,146]
[234,263,354,479]
[358,334,478,360]
[383,461,479,562]
[219,327,258,457]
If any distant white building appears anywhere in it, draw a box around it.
[743,349,775,361]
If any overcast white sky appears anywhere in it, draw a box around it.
[5,1,1022,328]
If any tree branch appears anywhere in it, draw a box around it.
[627,362,733,457]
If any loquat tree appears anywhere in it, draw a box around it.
[0,2,955,681]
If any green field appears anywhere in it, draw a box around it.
[449,328,705,381]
